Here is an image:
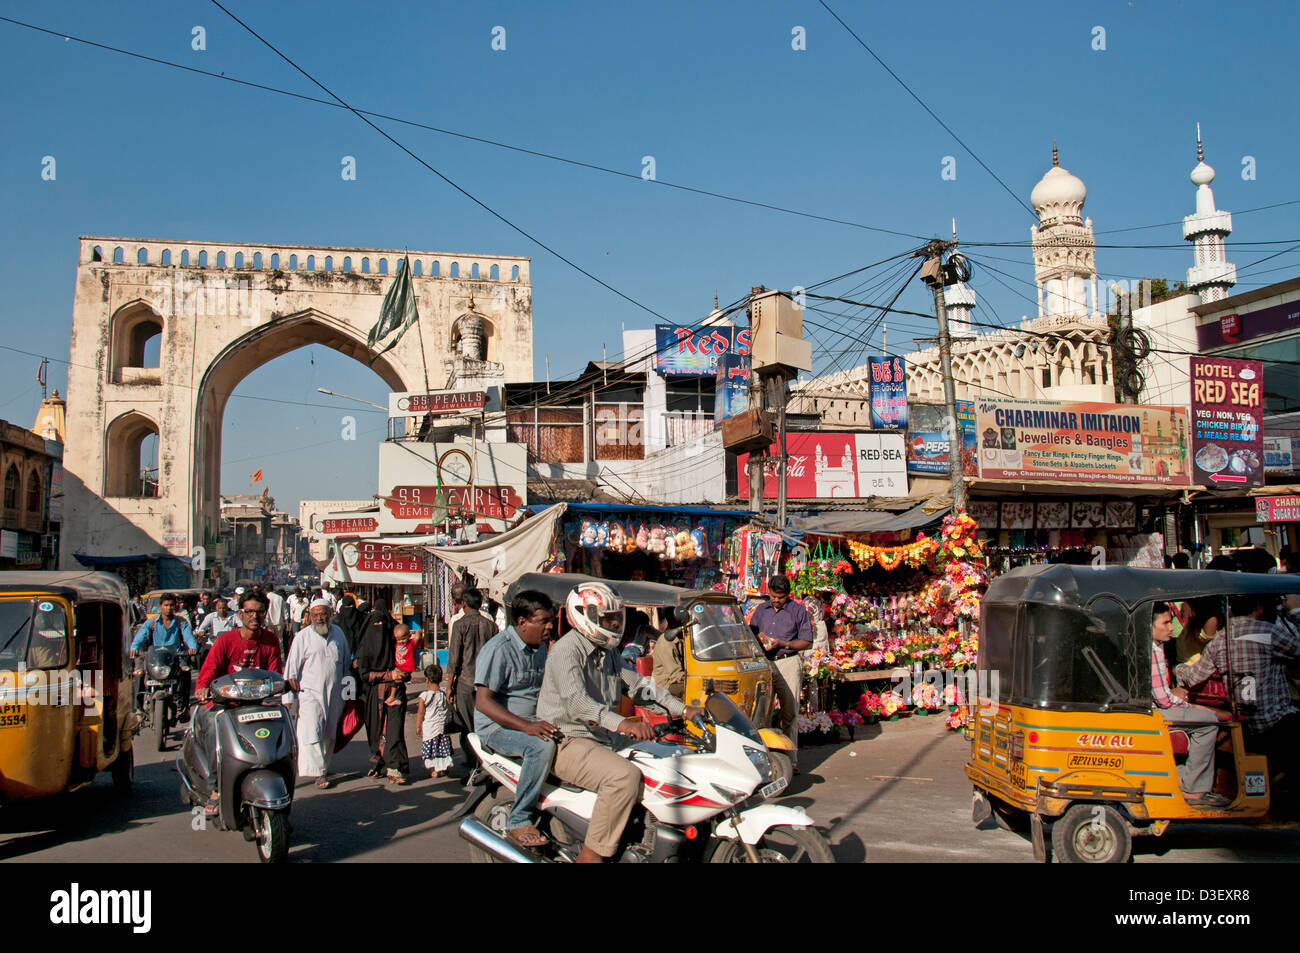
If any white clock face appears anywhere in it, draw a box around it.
[438,449,474,486]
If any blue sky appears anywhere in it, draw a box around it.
[2,0,1296,510]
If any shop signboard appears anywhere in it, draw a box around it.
[327,539,427,586]
[1256,495,1300,523]
[1264,435,1296,475]
[376,440,529,534]
[387,389,500,437]
[163,533,189,556]
[48,463,63,522]
[868,357,908,429]
[14,533,40,567]
[906,401,977,476]
[0,531,16,559]
[972,398,1192,487]
[714,353,750,423]
[654,324,750,377]
[737,431,907,499]
[1189,357,1264,488]
[314,515,379,536]
[1196,297,1300,349]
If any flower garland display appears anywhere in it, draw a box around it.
[847,536,935,571]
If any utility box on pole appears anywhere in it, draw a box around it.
[749,291,811,373]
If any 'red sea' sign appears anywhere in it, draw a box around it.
[1189,357,1264,488]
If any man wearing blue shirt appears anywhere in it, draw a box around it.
[750,575,812,773]
[130,593,198,713]
[473,590,560,850]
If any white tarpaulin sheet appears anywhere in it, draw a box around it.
[422,504,567,602]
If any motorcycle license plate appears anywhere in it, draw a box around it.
[237,710,281,723]
[144,680,165,687]
[761,777,788,799]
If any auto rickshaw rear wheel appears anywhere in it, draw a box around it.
[1051,803,1131,864]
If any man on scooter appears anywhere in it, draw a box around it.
[191,591,285,816]
[130,593,197,715]
[536,581,703,863]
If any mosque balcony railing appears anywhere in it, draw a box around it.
[1183,212,1233,238]
[1188,262,1238,287]
[79,237,531,284]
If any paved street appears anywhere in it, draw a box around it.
[3,699,1298,863]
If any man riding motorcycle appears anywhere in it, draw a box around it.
[535,581,702,863]
[130,593,197,714]
[191,591,284,816]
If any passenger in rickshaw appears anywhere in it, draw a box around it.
[650,608,686,699]
[1176,592,1300,796]
[1150,602,1229,807]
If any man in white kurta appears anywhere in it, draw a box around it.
[285,600,352,787]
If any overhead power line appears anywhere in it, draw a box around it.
[816,0,1036,219]
[0,14,929,243]
[208,0,679,326]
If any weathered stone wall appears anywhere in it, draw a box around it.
[63,237,533,568]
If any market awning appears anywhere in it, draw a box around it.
[524,501,754,519]
[421,503,569,601]
[786,501,943,536]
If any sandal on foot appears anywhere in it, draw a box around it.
[315,776,333,789]
[507,824,549,848]
[387,770,409,785]
[205,792,220,818]
[365,767,382,779]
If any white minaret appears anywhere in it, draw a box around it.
[1029,142,1099,320]
[1183,125,1237,304]
[944,218,975,337]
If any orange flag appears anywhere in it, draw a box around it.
[250,469,263,484]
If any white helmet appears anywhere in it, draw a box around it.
[566,582,626,651]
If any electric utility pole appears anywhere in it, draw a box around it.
[916,238,969,513]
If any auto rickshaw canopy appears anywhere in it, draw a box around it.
[980,565,1300,714]
[0,571,130,604]
[505,573,711,610]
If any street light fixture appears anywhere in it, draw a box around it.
[316,387,387,410]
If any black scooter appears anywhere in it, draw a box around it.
[136,646,191,751]
[177,669,296,863]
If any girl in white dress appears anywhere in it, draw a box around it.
[417,664,454,777]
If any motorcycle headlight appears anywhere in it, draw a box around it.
[147,661,173,680]
[746,748,773,783]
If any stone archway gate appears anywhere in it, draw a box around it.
[62,236,533,572]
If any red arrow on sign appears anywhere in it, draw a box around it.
[1209,472,1247,483]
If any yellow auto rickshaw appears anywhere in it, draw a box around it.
[968,563,1300,863]
[0,572,137,803]
[507,573,797,781]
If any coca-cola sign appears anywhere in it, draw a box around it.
[737,431,908,498]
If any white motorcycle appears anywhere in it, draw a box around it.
[456,692,834,863]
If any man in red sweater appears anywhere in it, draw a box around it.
[195,593,284,694]
[192,592,284,814]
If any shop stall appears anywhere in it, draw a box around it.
[528,501,753,588]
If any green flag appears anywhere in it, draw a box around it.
[367,255,420,363]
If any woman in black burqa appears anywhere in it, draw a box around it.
[356,599,410,782]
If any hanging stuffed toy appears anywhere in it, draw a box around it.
[676,529,695,561]
[649,525,667,557]
[580,520,598,548]
[691,525,706,561]
[595,521,609,548]
[636,523,650,552]
[609,522,626,551]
